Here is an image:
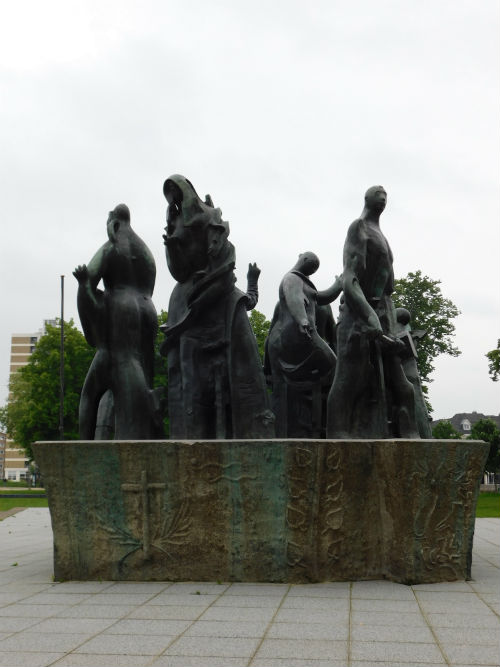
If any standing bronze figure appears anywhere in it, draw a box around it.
[327,187,419,439]
[160,175,274,439]
[74,204,161,439]
[266,252,341,437]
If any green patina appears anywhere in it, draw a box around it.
[34,439,489,584]
[71,443,127,576]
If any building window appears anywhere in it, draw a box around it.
[7,471,17,480]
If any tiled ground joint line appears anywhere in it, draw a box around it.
[246,584,292,666]
[126,584,231,666]
[37,583,173,667]
[411,585,451,666]
[347,580,353,667]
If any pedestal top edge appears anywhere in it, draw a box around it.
[33,438,488,446]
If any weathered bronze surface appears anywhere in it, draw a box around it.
[327,186,422,439]
[394,307,432,438]
[34,439,488,584]
[266,252,341,437]
[161,175,274,439]
[73,204,162,439]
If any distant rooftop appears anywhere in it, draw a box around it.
[432,411,500,435]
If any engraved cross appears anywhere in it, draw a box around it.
[121,470,166,559]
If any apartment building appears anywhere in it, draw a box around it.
[0,432,5,480]
[4,320,56,481]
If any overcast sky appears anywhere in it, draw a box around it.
[0,0,498,420]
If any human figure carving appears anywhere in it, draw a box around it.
[74,203,161,439]
[394,308,432,438]
[326,187,419,439]
[265,252,342,437]
[160,175,274,439]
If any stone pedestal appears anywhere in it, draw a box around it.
[33,439,488,584]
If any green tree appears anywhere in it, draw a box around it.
[486,340,500,382]
[0,320,94,460]
[0,312,173,458]
[248,309,271,361]
[432,420,461,439]
[154,309,169,436]
[392,270,461,411]
[469,418,500,473]
[154,309,169,390]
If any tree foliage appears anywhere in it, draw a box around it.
[392,271,461,401]
[154,309,169,390]
[1,320,94,460]
[431,420,461,439]
[1,312,172,460]
[469,418,500,473]
[248,309,271,361]
[154,309,169,436]
[486,339,500,382]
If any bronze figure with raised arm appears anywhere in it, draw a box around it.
[266,251,342,437]
[74,204,161,439]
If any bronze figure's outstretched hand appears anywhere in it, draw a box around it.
[73,264,89,284]
[247,262,261,282]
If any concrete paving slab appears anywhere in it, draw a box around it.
[351,581,416,600]
[211,595,282,608]
[31,617,117,634]
[128,605,206,621]
[157,583,230,595]
[251,660,346,667]
[286,582,350,597]
[441,643,500,665]
[199,606,277,623]
[0,632,95,653]
[434,626,500,646]
[104,619,192,636]
[273,607,347,624]
[280,595,349,611]
[52,655,152,667]
[351,597,420,612]
[0,653,65,667]
[153,657,247,667]
[147,593,220,606]
[56,604,139,619]
[254,637,348,660]
[350,640,446,663]
[74,633,175,655]
[223,584,289,597]
[426,612,500,628]
[184,620,270,638]
[0,603,72,618]
[351,663,448,667]
[164,635,261,657]
[351,610,429,627]
[350,623,435,642]
[266,620,348,640]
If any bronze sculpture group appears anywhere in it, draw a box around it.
[74,179,431,441]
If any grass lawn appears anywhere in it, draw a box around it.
[476,492,500,518]
[0,497,48,512]
[1,493,498,517]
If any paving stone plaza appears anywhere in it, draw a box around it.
[0,508,498,667]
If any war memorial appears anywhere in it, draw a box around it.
[33,178,489,585]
